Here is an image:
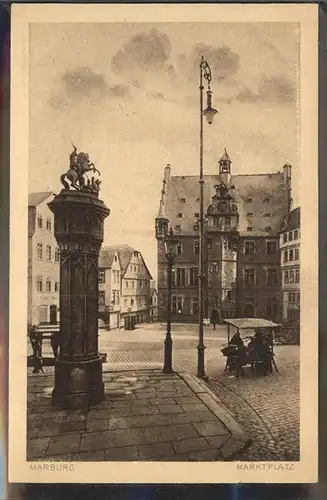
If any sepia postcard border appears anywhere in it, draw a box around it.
[9,3,318,484]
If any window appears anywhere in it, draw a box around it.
[125,281,129,288]
[295,269,300,283]
[180,198,186,203]
[227,290,232,301]
[246,198,253,203]
[289,249,294,261]
[295,248,299,260]
[284,251,288,263]
[290,270,295,283]
[176,268,186,287]
[294,230,299,240]
[37,243,43,260]
[172,296,183,314]
[283,233,287,243]
[37,214,43,228]
[132,281,135,288]
[46,245,52,261]
[211,264,217,273]
[177,213,183,218]
[296,293,300,304]
[124,299,128,306]
[265,213,271,218]
[225,216,231,226]
[46,277,51,292]
[55,247,60,262]
[131,299,134,306]
[284,270,289,283]
[244,268,255,287]
[267,268,278,286]
[193,223,199,231]
[99,270,105,283]
[46,218,52,231]
[265,226,272,232]
[114,255,117,262]
[247,212,253,217]
[288,292,292,303]
[175,224,181,231]
[177,242,183,255]
[267,241,277,255]
[291,292,296,303]
[207,238,212,250]
[190,268,198,285]
[247,227,253,232]
[99,291,105,305]
[36,276,43,292]
[244,241,255,254]
[264,198,270,203]
[55,282,59,292]
[191,297,198,315]
[194,213,199,218]
[193,241,199,254]
[289,231,293,241]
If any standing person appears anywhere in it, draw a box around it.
[210,307,219,330]
[51,330,60,359]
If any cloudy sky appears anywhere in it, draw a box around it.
[29,22,300,280]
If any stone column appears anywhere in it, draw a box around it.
[48,189,110,409]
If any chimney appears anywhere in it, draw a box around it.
[164,164,171,184]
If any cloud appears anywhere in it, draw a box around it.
[49,67,131,108]
[236,76,295,104]
[180,44,240,82]
[111,29,172,74]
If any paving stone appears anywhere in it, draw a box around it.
[180,403,209,412]
[156,385,177,392]
[142,424,198,444]
[61,421,87,433]
[80,430,114,452]
[206,435,231,449]
[111,428,146,447]
[149,398,177,405]
[157,405,184,414]
[172,411,216,425]
[174,396,201,405]
[87,418,110,432]
[27,438,50,459]
[65,413,88,423]
[220,437,246,459]
[131,406,160,416]
[104,382,127,390]
[28,427,39,440]
[71,450,105,461]
[193,420,228,437]
[153,392,180,399]
[105,446,139,461]
[160,454,189,461]
[187,449,220,461]
[138,442,174,459]
[47,433,82,456]
[133,390,157,399]
[173,438,210,454]
[38,416,64,438]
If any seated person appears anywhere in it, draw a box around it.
[229,331,244,347]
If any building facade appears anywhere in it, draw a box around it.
[155,153,292,323]
[98,248,122,329]
[149,282,158,322]
[279,207,300,323]
[99,245,153,327]
[28,192,59,326]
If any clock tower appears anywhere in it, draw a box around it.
[205,181,239,320]
[218,148,232,185]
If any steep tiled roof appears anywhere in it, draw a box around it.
[28,192,54,207]
[98,246,118,269]
[164,172,288,237]
[280,207,300,232]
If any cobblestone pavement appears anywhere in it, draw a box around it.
[28,323,300,461]
[27,369,249,462]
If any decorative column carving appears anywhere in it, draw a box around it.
[48,146,109,409]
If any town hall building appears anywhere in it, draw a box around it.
[155,150,292,324]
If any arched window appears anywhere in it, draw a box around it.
[36,276,43,292]
[46,277,51,292]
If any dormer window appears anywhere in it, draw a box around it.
[265,213,271,217]
[175,224,181,231]
[177,213,183,218]
[246,198,253,203]
[265,226,272,232]
[193,223,199,231]
[247,212,253,217]
[196,198,200,202]
[194,213,199,218]
[180,198,186,203]
[247,226,253,232]
[264,198,270,203]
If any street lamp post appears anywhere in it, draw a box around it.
[163,228,180,374]
[197,56,218,380]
